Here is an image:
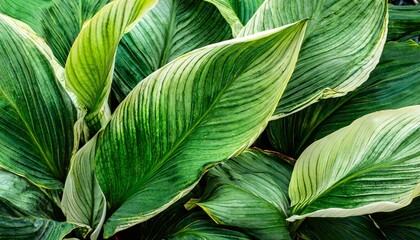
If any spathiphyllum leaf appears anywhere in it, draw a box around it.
[112,0,232,101]
[388,5,420,41]
[64,21,307,237]
[267,41,420,158]
[288,106,420,221]
[65,0,158,131]
[0,14,76,189]
[188,149,293,240]
[205,0,265,37]
[0,0,109,65]
[296,216,385,240]
[0,170,76,240]
[238,0,388,117]
[372,197,420,240]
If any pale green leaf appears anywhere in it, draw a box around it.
[65,0,158,131]
[0,170,76,240]
[372,197,420,240]
[0,0,109,65]
[188,149,293,240]
[267,41,420,158]
[112,0,232,101]
[288,106,420,221]
[69,21,307,237]
[61,137,106,240]
[0,14,76,189]
[205,0,264,37]
[388,5,420,41]
[239,0,388,117]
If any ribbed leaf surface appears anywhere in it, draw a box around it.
[372,197,420,240]
[297,217,385,240]
[388,5,420,41]
[239,0,387,117]
[206,0,264,37]
[112,0,232,101]
[288,106,420,221]
[0,170,75,240]
[67,21,307,237]
[268,41,420,158]
[0,14,76,189]
[65,0,158,130]
[189,149,293,240]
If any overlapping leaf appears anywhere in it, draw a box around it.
[268,41,420,158]
[0,170,75,240]
[388,5,420,41]
[238,0,387,117]
[372,197,420,240]
[205,0,264,37]
[65,0,158,131]
[288,106,420,221]
[188,149,293,240]
[112,0,232,101]
[0,14,76,189]
[64,21,307,237]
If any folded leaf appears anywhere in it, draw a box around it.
[288,106,420,221]
[388,5,420,41]
[0,14,76,189]
[65,0,158,131]
[112,0,232,101]
[69,20,307,237]
[0,0,109,65]
[239,0,388,117]
[268,41,420,158]
[0,170,76,240]
[372,197,420,240]
[205,0,264,37]
[188,149,293,240]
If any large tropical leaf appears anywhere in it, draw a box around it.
[63,21,307,237]
[372,197,420,240]
[388,5,420,41]
[187,149,293,240]
[0,0,109,65]
[205,0,265,37]
[288,106,420,221]
[112,0,232,101]
[65,0,158,132]
[238,0,388,117]
[0,14,76,189]
[296,216,385,240]
[0,169,75,240]
[267,41,420,158]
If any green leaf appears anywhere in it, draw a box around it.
[288,106,420,221]
[0,170,76,240]
[122,196,251,240]
[0,14,76,189]
[372,197,420,240]
[61,137,106,240]
[205,0,264,37]
[112,0,232,101]
[188,149,293,240]
[0,0,109,66]
[388,5,420,41]
[239,0,388,117]
[296,216,385,240]
[267,41,420,158]
[68,21,307,237]
[65,0,158,131]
